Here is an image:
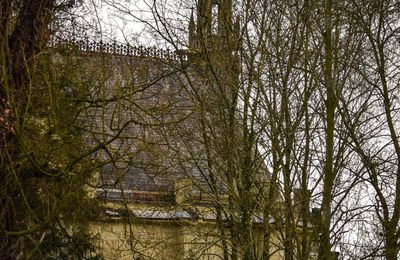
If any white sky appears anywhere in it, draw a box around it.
[74,0,194,47]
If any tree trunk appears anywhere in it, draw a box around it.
[384,227,398,260]
[318,0,335,259]
[0,0,54,257]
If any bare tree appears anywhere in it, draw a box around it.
[339,0,400,259]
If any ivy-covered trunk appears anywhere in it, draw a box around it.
[0,1,64,258]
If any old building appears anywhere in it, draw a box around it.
[64,0,309,259]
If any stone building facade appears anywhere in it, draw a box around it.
[75,0,300,259]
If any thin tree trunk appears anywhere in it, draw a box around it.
[319,0,335,259]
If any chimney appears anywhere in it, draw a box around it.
[294,188,311,216]
[174,178,193,204]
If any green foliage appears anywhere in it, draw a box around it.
[1,46,103,258]
[39,227,103,260]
